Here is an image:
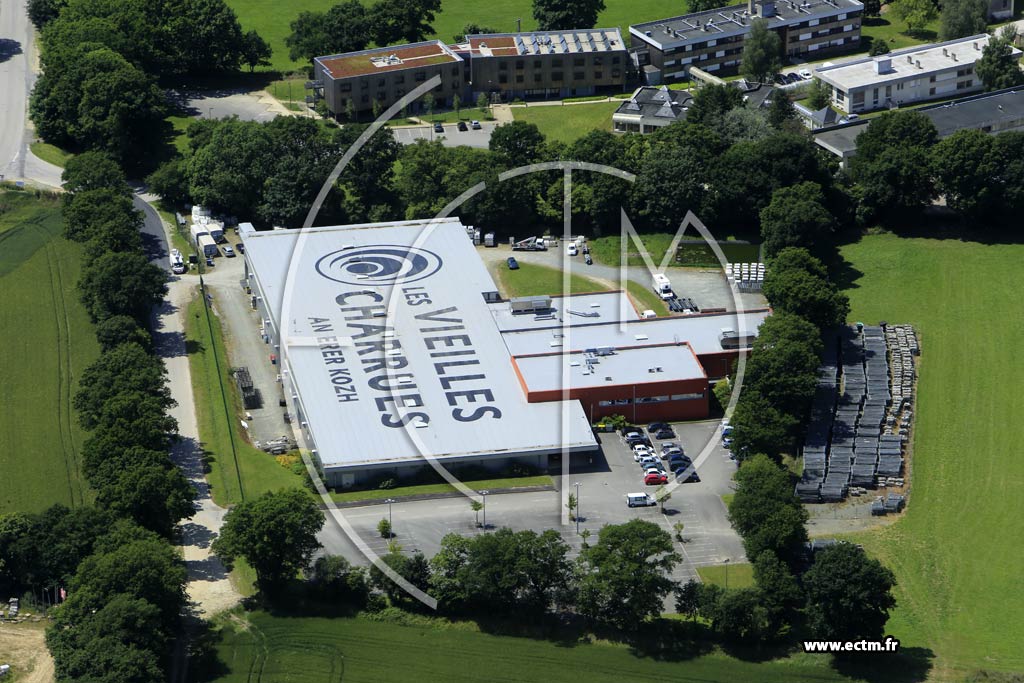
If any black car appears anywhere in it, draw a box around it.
[655,428,676,440]
[773,73,786,84]
[506,256,519,270]
[457,121,468,131]
[236,242,245,254]
[433,122,444,133]
[647,422,670,432]
[674,467,700,483]
[668,455,691,469]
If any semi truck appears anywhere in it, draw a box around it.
[511,236,547,251]
[197,234,218,258]
[652,273,675,300]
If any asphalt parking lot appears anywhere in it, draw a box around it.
[390,122,496,148]
[317,419,746,586]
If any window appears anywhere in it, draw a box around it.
[872,87,878,100]
[896,82,904,91]
[929,87,936,95]
[612,56,621,64]
[573,71,584,80]
[552,58,563,67]
[451,66,460,76]
[394,75,404,84]
[594,56,603,65]
[499,62,508,71]
[516,74,524,83]
[361,94,369,103]
[573,57,584,66]
[414,72,426,82]
[340,83,352,92]
[361,80,369,89]
[534,60,542,68]
[929,75,936,83]
[378,78,385,86]
[885,85,891,97]
[499,74,508,84]
[611,69,621,78]
[515,59,524,69]
[552,71,563,81]
[595,70,603,79]
[533,73,542,82]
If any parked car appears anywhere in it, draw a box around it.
[722,436,734,447]
[773,73,787,84]
[457,120,468,131]
[632,445,652,461]
[799,68,813,80]
[433,122,444,133]
[236,242,245,254]
[674,467,700,483]
[785,72,801,83]
[222,245,235,257]
[654,428,676,440]
[645,466,666,478]
[506,256,519,270]
[663,449,684,462]
[567,243,578,256]
[668,455,692,470]
[638,455,659,467]
[645,472,668,485]
[471,120,482,129]
[627,492,657,507]
[647,422,669,432]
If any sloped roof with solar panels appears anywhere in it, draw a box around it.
[468,29,626,57]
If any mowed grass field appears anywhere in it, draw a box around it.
[227,0,689,72]
[841,234,1024,678]
[204,610,857,683]
[511,101,620,143]
[490,260,609,298]
[0,191,97,514]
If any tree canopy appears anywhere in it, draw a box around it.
[804,543,897,641]
[763,248,850,331]
[939,0,988,41]
[285,1,370,63]
[976,28,1024,91]
[728,455,808,567]
[533,0,606,30]
[890,0,938,33]
[213,489,324,593]
[760,181,834,258]
[741,19,782,84]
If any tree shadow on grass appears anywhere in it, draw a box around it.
[833,645,935,683]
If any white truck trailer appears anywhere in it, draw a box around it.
[197,234,218,258]
[190,223,210,244]
[651,273,675,300]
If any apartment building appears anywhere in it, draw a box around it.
[314,41,466,117]
[630,0,863,83]
[814,34,1021,113]
[466,29,629,99]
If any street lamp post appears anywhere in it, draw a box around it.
[480,490,489,530]
[385,498,395,536]
[574,482,581,535]
[724,558,730,590]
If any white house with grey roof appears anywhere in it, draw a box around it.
[814,34,1021,113]
[613,86,693,133]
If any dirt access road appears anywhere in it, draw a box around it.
[0,621,54,683]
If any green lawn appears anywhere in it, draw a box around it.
[490,260,610,298]
[0,190,97,514]
[625,280,668,316]
[697,563,754,590]
[511,101,620,143]
[860,15,938,54]
[330,474,552,503]
[203,610,858,683]
[841,233,1024,678]
[227,0,696,72]
[29,142,73,168]
[183,292,307,506]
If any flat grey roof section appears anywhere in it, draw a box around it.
[499,309,771,358]
[813,86,1024,158]
[815,34,1005,90]
[487,291,639,332]
[630,0,864,49]
[514,344,707,392]
[241,219,596,470]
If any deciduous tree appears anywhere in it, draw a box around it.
[804,543,897,641]
[760,181,835,258]
[286,1,370,63]
[77,252,168,323]
[728,455,808,568]
[741,19,782,84]
[532,0,606,30]
[939,0,988,41]
[369,0,442,45]
[890,0,938,34]
[976,27,1024,91]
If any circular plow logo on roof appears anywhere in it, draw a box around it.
[315,245,443,286]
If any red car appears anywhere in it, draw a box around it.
[644,472,668,485]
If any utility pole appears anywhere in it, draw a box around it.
[516,17,522,32]
[480,490,489,530]
[724,558,731,590]
[385,498,395,535]
[574,482,581,535]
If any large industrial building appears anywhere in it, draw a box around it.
[630,0,864,84]
[240,218,768,487]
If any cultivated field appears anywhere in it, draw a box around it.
[201,610,858,683]
[0,190,97,514]
[227,0,689,72]
[841,233,1024,678]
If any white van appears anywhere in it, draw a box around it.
[627,492,657,508]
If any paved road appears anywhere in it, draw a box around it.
[169,88,292,123]
[391,122,497,148]
[135,192,170,269]
[0,0,63,189]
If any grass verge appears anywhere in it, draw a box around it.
[490,260,610,298]
[183,290,306,506]
[590,234,760,268]
[697,563,754,589]
[0,190,97,514]
[29,142,73,168]
[330,475,553,504]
